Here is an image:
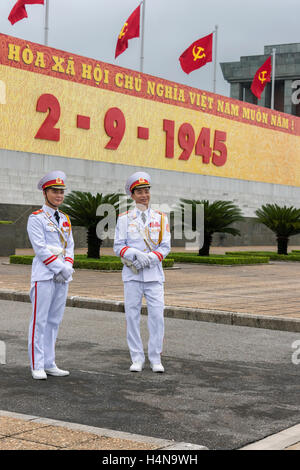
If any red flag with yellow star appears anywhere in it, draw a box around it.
[179,33,213,74]
[250,56,272,99]
[8,0,44,25]
[115,5,141,59]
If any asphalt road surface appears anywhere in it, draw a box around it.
[0,299,299,450]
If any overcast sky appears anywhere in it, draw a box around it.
[0,0,298,96]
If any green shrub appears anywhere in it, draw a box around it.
[10,254,174,270]
[167,253,269,265]
[226,251,300,261]
[10,255,33,265]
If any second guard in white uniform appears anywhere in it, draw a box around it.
[114,172,171,373]
[27,171,74,380]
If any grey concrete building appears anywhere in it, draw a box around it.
[220,43,300,116]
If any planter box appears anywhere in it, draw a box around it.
[0,222,16,256]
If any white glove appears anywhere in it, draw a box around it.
[60,264,74,281]
[53,273,66,284]
[147,252,161,265]
[122,247,137,262]
[132,259,143,270]
[135,251,151,268]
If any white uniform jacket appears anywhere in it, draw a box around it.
[27,204,74,282]
[114,207,171,283]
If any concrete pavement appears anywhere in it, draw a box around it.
[1,245,300,450]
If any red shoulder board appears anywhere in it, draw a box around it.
[32,209,43,215]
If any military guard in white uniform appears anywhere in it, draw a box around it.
[114,172,171,373]
[27,171,74,380]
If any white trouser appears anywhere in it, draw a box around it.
[124,280,165,365]
[28,280,68,371]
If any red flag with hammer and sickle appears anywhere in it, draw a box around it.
[8,0,44,25]
[250,56,272,99]
[115,5,141,59]
[179,33,213,74]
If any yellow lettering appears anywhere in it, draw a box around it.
[147,81,155,96]
[93,65,102,84]
[282,117,289,129]
[115,73,123,88]
[134,77,142,92]
[66,58,75,76]
[156,84,164,97]
[82,63,92,80]
[52,56,65,73]
[22,46,34,65]
[224,102,231,114]
[34,51,46,69]
[217,100,224,113]
[178,89,185,102]
[207,97,214,109]
[242,107,250,119]
[231,104,239,117]
[8,43,20,62]
[104,69,109,84]
[165,86,173,99]
[124,74,134,90]
[189,92,196,105]
[201,94,207,109]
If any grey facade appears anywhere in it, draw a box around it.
[220,43,300,116]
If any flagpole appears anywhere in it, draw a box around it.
[271,48,276,110]
[140,0,146,73]
[44,0,49,46]
[213,25,218,94]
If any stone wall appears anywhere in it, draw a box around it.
[2,149,300,249]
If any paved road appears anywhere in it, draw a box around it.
[0,299,299,450]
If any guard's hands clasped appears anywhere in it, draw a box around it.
[132,251,151,270]
[60,263,74,282]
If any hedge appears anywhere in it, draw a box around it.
[166,253,269,265]
[10,255,174,270]
[226,251,300,261]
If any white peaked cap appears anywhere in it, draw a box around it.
[37,170,67,190]
[125,171,151,196]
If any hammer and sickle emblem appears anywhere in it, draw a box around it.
[258,71,268,84]
[119,22,128,40]
[192,46,206,62]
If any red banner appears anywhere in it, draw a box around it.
[8,0,44,25]
[179,33,213,74]
[251,56,272,99]
[115,5,141,59]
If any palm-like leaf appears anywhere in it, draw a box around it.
[255,204,300,237]
[175,199,243,255]
[255,204,300,254]
[60,191,124,228]
[177,199,243,234]
[60,191,125,258]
